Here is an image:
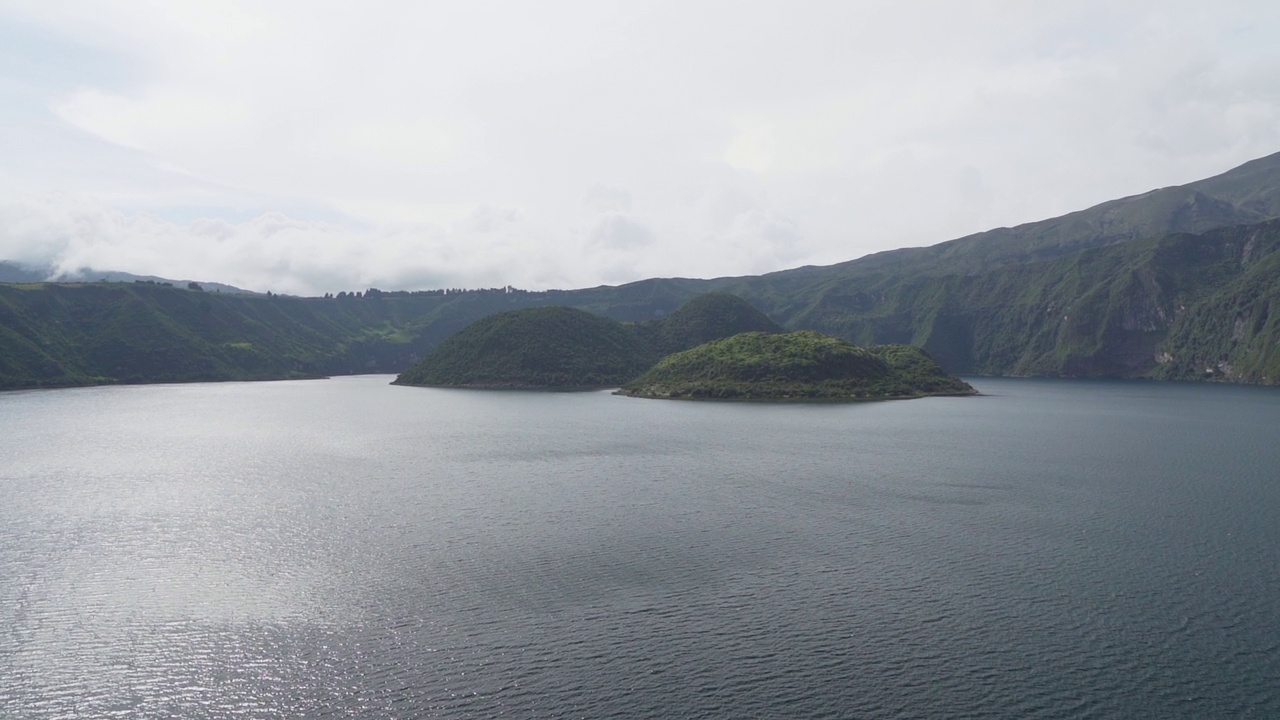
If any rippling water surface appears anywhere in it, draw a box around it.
[2,376,1278,718]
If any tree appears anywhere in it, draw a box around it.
[188,282,203,291]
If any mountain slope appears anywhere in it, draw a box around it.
[0,283,468,389]
[5,153,1280,389]
[0,262,254,293]
[782,150,1280,282]
[767,220,1280,382]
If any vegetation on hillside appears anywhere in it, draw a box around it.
[0,282,457,389]
[7,153,1280,389]
[631,292,784,356]
[393,294,788,389]
[728,220,1280,383]
[619,331,975,400]
[392,306,652,388]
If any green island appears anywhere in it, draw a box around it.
[392,306,651,389]
[630,291,784,356]
[619,330,976,401]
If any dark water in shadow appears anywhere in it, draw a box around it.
[2,376,1278,718]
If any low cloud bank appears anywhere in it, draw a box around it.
[0,190,811,295]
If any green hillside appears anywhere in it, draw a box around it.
[393,306,652,388]
[619,331,974,400]
[6,153,1280,389]
[729,220,1280,383]
[393,293,785,389]
[631,292,785,356]
[584,153,1280,384]
[0,283,466,389]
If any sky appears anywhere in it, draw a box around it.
[2,1,1280,295]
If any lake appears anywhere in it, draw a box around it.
[1,376,1278,718]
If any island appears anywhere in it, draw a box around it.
[630,291,784,355]
[392,306,652,389]
[617,330,976,401]
[393,293,789,390]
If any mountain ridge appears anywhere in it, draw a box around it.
[5,152,1280,389]
[0,262,254,294]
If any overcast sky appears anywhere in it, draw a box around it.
[2,1,1280,295]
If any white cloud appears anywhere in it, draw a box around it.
[686,184,806,273]
[55,88,255,155]
[3,1,1280,291]
[582,185,631,215]
[586,211,654,250]
[692,185,759,231]
[458,204,522,234]
[724,122,776,175]
[0,195,582,294]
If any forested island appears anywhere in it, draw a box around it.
[392,306,652,389]
[619,331,975,401]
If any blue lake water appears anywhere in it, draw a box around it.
[1,376,1278,718]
